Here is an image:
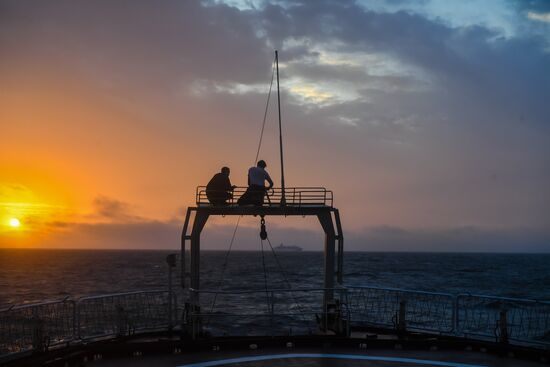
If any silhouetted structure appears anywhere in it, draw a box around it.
[181,186,343,338]
[181,51,344,338]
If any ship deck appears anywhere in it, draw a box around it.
[88,345,548,367]
[4,327,550,367]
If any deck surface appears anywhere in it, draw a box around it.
[88,347,548,367]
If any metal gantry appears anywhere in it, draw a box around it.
[180,186,344,336]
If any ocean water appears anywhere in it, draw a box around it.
[1,249,549,308]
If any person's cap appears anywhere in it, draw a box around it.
[221,166,230,173]
[257,160,266,168]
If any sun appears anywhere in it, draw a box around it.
[9,218,21,228]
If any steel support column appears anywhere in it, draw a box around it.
[317,211,336,305]
[190,210,209,308]
[334,209,344,285]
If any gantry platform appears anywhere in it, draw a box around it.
[180,187,344,336]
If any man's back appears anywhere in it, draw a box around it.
[207,172,231,192]
[248,166,272,187]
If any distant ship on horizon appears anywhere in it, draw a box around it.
[273,243,303,252]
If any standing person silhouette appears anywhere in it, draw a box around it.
[206,166,235,206]
[238,160,273,206]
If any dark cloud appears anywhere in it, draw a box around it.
[36,218,550,252]
[352,226,550,253]
[41,220,181,249]
[0,0,273,92]
[92,195,138,221]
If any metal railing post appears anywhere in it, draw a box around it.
[343,288,351,337]
[453,295,459,334]
[166,254,177,332]
[31,308,45,353]
[72,300,78,341]
[75,299,81,340]
[397,300,407,334]
[498,309,509,344]
[115,305,126,337]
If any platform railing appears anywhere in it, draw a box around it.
[195,186,333,207]
[2,286,550,361]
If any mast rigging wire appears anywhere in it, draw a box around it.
[264,236,312,332]
[254,57,276,164]
[208,54,277,316]
[208,216,241,317]
[206,52,310,332]
[260,237,271,315]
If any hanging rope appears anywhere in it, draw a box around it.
[204,54,313,333]
[264,235,312,333]
[254,57,276,165]
[265,236,295,291]
[208,216,240,317]
[260,237,271,315]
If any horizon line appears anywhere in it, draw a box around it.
[1,247,550,254]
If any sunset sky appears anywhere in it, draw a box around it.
[1,0,549,251]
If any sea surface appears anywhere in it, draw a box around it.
[1,249,549,308]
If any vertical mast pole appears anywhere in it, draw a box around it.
[275,50,286,206]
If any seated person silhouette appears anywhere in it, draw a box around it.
[206,166,235,206]
[237,160,273,206]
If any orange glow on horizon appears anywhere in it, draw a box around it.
[0,167,77,246]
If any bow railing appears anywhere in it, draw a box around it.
[2,287,549,361]
[1,290,176,361]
